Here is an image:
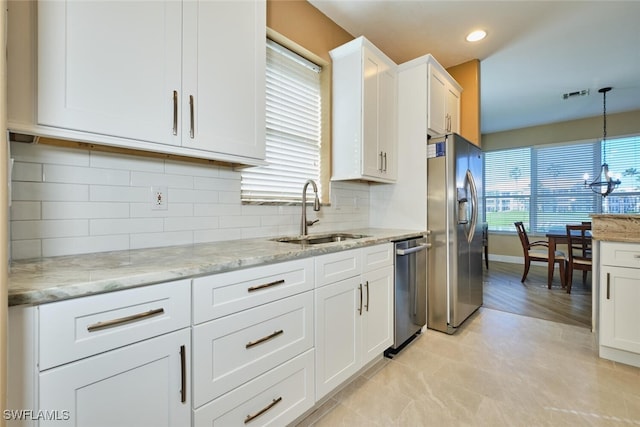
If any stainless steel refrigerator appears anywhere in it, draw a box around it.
[426,133,483,334]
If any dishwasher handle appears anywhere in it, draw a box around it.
[396,243,431,256]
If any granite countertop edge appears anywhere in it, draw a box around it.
[8,228,426,307]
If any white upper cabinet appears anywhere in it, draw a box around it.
[7,0,266,165]
[330,36,398,183]
[427,61,461,136]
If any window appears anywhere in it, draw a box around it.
[484,135,640,233]
[241,39,323,204]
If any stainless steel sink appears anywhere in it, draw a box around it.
[272,233,370,245]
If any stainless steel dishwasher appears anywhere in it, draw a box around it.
[385,235,429,357]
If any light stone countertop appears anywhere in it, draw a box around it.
[8,228,426,307]
[591,214,640,242]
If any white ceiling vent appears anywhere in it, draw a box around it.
[562,89,590,100]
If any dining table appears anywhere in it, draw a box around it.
[545,226,592,288]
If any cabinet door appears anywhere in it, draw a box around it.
[446,85,461,134]
[182,0,266,159]
[428,65,447,136]
[600,266,640,354]
[315,276,362,400]
[378,67,397,180]
[38,1,182,146]
[39,329,190,427]
[362,48,382,178]
[361,265,394,364]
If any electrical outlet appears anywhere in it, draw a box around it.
[151,186,168,210]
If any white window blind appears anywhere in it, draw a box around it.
[241,39,322,203]
[484,147,531,231]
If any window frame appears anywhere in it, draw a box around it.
[484,134,640,234]
[241,29,331,206]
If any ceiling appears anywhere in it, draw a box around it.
[307,0,640,134]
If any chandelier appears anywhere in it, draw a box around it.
[583,87,621,197]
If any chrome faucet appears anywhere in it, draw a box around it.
[300,179,321,236]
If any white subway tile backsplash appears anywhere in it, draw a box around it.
[89,150,164,172]
[12,182,89,202]
[11,142,89,166]
[90,218,164,236]
[10,143,370,259]
[10,202,41,221]
[130,231,193,250]
[219,215,261,229]
[129,202,194,218]
[90,185,149,202]
[12,220,89,240]
[42,235,130,257]
[11,240,42,260]
[130,171,194,189]
[165,160,220,178]
[164,216,219,232]
[42,202,129,220]
[43,164,130,186]
[12,162,42,182]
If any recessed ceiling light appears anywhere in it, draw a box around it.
[466,30,487,42]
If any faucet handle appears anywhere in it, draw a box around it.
[306,219,320,227]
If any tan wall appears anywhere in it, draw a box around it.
[267,0,353,61]
[1,2,8,424]
[483,109,640,258]
[447,59,481,146]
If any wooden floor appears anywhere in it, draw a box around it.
[482,261,592,328]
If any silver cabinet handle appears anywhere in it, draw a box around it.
[358,283,363,316]
[247,279,285,293]
[383,152,387,172]
[172,91,178,136]
[244,397,282,424]
[189,95,195,139]
[87,308,165,332]
[379,151,384,172]
[246,330,284,349]
[606,272,611,300]
[179,345,186,403]
[365,281,369,312]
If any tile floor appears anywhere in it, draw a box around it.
[296,308,640,426]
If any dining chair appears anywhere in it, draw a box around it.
[565,224,592,293]
[514,222,566,288]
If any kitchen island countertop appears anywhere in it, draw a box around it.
[591,214,640,242]
[8,228,425,306]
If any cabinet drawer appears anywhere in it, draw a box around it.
[192,258,313,324]
[193,292,313,407]
[362,243,394,270]
[39,280,190,370]
[193,349,315,427]
[315,248,361,288]
[600,242,640,268]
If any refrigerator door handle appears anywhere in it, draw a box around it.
[466,169,479,243]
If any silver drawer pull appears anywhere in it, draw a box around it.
[247,279,285,293]
[87,308,165,332]
[244,397,282,424]
[246,330,284,349]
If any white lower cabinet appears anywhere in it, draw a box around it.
[599,241,640,367]
[314,244,394,400]
[39,329,191,427]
